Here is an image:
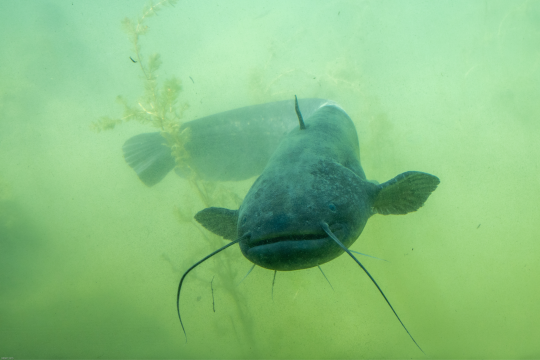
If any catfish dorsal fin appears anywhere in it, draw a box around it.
[294,95,306,130]
[194,207,239,240]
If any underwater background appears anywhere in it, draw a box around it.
[1,0,540,358]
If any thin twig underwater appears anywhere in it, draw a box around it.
[178,96,439,353]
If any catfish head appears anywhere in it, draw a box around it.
[196,103,376,270]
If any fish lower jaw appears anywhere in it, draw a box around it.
[242,236,342,271]
[247,232,328,248]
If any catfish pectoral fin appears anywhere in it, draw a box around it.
[372,171,440,215]
[194,207,239,240]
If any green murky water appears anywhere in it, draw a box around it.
[1,1,540,358]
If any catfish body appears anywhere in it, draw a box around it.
[122,98,336,185]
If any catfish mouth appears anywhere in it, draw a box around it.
[248,232,329,248]
[240,228,346,271]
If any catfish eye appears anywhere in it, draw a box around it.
[328,203,336,212]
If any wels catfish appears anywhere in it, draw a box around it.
[177,96,439,352]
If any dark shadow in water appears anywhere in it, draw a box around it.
[0,200,46,297]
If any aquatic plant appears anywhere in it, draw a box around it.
[94,1,256,350]
[92,0,189,165]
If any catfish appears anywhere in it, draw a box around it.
[177,96,439,353]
